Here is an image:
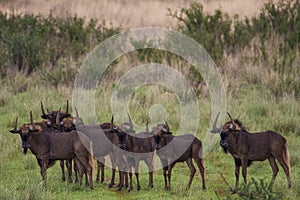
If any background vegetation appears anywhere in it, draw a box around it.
[0,0,299,199]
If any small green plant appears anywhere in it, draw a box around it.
[216,178,283,200]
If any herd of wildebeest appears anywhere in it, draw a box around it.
[9,100,291,193]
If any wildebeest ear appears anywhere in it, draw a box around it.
[228,123,236,131]
[29,125,41,134]
[9,129,20,134]
[161,127,167,133]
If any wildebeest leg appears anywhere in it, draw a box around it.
[233,158,241,193]
[241,159,248,185]
[66,159,73,183]
[109,168,116,188]
[77,156,94,189]
[134,160,141,191]
[100,160,105,183]
[128,171,133,192]
[96,160,101,183]
[146,157,154,188]
[74,158,84,186]
[276,156,291,189]
[85,171,89,187]
[125,172,129,188]
[194,157,206,189]
[268,156,279,190]
[74,161,79,184]
[109,154,116,188]
[60,160,66,182]
[166,163,175,191]
[186,158,196,189]
[160,158,168,189]
[40,159,48,185]
[96,157,105,183]
[163,166,168,189]
[117,171,124,191]
[127,161,133,192]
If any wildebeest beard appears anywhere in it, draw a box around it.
[221,145,228,153]
[23,147,28,154]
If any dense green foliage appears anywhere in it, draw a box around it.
[0,12,120,85]
[169,0,300,98]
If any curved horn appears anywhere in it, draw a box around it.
[146,119,149,133]
[14,117,18,131]
[227,112,234,123]
[30,111,33,124]
[56,109,61,126]
[127,113,133,130]
[30,111,36,131]
[66,100,69,115]
[110,114,114,130]
[75,107,79,118]
[165,121,170,132]
[46,108,50,113]
[41,101,46,116]
[211,112,221,133]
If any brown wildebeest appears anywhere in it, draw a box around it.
[9,112,94,189]
[152,123,206,191]
[116,118,155,192]
[211,112,291,191]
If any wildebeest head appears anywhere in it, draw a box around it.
[9,112,41,154]
[115,114,136,150]
[212,112,245,153]
[59,108,84,132]
[152,122,171,150]
[40,100,71,125]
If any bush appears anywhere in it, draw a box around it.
[169,1,300,99]
[0,12,120,83]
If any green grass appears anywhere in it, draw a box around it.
[0,86,299,199]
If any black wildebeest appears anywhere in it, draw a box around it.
[58,108,108,184]
[211,112,291,191]
[74,115,128,190]
[40,100,73,182]
[9,112,94,189]
[116,117,155,192]
[152,123,206,190]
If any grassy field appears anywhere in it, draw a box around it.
[0,85,299,199]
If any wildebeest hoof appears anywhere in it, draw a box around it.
[137,185,141,190]
[230,188,237,194]
[202,186,206,190]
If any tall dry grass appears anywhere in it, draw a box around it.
[0,0,272,28]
